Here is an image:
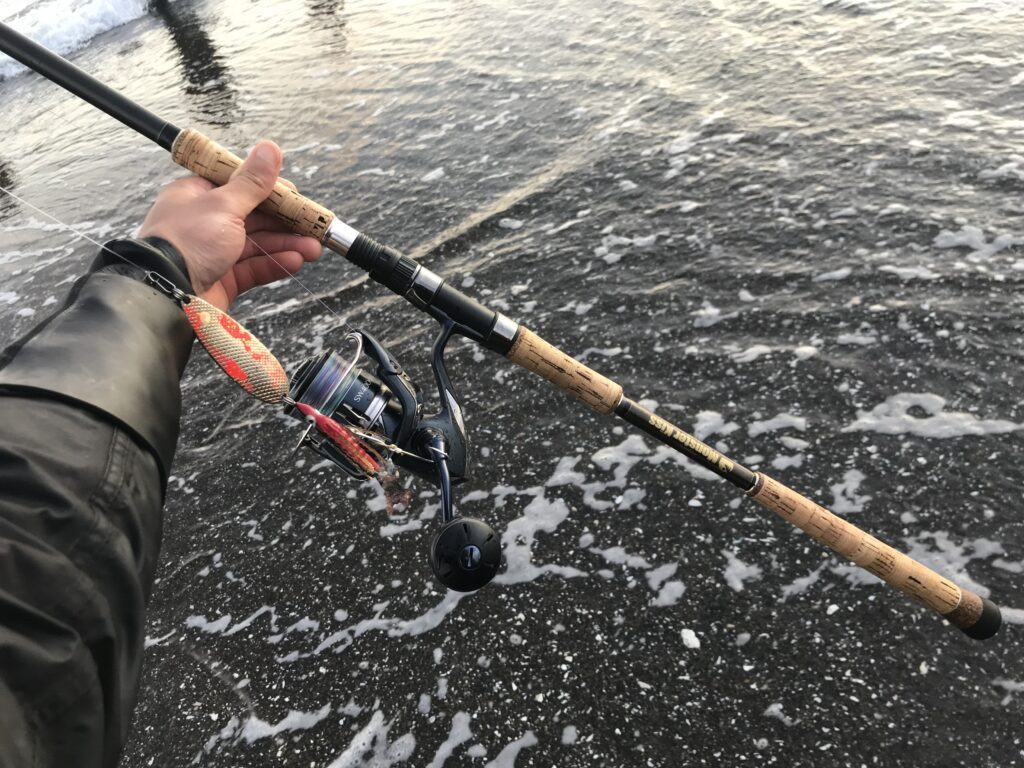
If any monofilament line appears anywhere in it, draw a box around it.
[0,182,355,335]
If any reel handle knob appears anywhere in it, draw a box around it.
[430,517,501,592]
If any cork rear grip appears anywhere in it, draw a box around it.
[748,473,1001,639]
[507,327,623,415]
[171,128,335,241]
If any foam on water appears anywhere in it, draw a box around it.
[780,563,827,601]
[748,413,807,438]
[325,710,416,768]
[721,549,763,592]
[843,393,1023,438]
[0,0,157,80]
[427,712,473,768]
[484,731,538,768]
[195,703,334,761]
[238,704,333,745]
[497,489,584,584]
[828,470,870,515]
[933,225,1022,261]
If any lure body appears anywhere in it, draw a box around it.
[183,295,289,404]
[293,401,380,476]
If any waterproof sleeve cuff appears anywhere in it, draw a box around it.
[0,241,196,482]
[91,237,195,294]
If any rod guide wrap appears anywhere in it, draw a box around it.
[171,128,336,241]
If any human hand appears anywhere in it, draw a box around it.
[138,140,322,311]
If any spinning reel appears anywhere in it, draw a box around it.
[283,321,501,592]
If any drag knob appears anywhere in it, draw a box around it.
[430,517,501,592]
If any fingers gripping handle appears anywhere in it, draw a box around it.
[171,128,335,240]
[507,327,623,415]
[748,473,1001,639]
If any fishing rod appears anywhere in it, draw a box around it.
[0,22,1002,639]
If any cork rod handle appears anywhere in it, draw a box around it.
[506,327,623,415]
[171,128,336,241]
[748,473,1001,639]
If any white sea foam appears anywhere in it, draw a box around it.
[1001,607,1024,625]
[692,410,739,440]
[993,678,1024,705]
[770,454,803,470]
[185,614,232,634]
[979,155,1024,181]
[589,545,652,569]
[646,563,678,591]
[732,344,774,363]
[878,264,941,280]
[933,225,1021,261]
[813,267,852,282]
[780,563,826,601]
[238,704,333,744]
[651,579,686,606]
[748,412,807,437]
[194,703,333,760]
[143,629,175,648]
[837,332,877,346]
[0,0,155,80]
[428,712,473,768]
[843,393,1023,438]
[829,469,870,515]
[496,489,584,585]
[484,731,537,768]
[692,300,738,328]
[326,710,416,768]
[185,606,279,636]
[722,549,763,592]
[280,591,470,661]
[763,703,799,726]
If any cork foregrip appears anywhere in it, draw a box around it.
[507,327,623,415]
[748,473,972,621]
[171,128,335,241]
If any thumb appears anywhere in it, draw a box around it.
[218,140,282,216]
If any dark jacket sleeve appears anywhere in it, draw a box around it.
[0,238,195,767]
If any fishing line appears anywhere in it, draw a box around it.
[0,72,356,334]
[0,181,357,338]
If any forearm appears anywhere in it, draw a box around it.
[0,239,194,766]
[0,397,165,767]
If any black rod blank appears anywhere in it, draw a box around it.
[0,21,180,150]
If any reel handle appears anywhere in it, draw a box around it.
[748,474,1001,639]
[171,128,336,241]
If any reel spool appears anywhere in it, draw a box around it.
[285,326,501,592]
[285,332,422,479]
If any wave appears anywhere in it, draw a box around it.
[0,0,159,80]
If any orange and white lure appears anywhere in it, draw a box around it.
[182,295,290,404]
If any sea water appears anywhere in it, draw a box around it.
[0,1,1022,766]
